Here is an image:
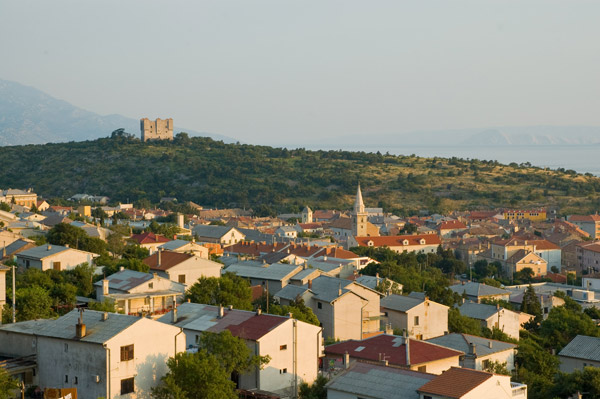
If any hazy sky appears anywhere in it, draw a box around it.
[1,0,599,144]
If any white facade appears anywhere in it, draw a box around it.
[16,246,98,271]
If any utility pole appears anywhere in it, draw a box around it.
[12,265,16,323]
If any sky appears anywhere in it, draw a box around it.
[1,0,599,145]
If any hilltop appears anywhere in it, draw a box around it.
[1,135,599,216]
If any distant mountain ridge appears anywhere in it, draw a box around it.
[0,79,235,146]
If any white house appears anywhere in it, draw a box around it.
[457,302,521,340]
[381,294,449,340]
[143,249,222,286]
[558,335,600,373]
[158,303,323,398]
[15,244,98,271]
[0,309,185,399]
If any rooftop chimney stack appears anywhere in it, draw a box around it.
[102,279,109,296]
[470,342,477,355]
[344,351,350,369]
[256,308,262,315]
[404,331,410,366]
[76,308,86,338]
[157,248,162,267]
[218,305,224,318]
[172,308,178,323]
[102,312,109,321]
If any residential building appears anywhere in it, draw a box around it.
[192,225,245,245]
[506,250,548,277]
[275,275,382,340]
[457,302,521,340]
[324,334,463,375]
[95,269,185,315]
[1,238,35,260]
[502,208,546,222]
[143,249,222,286]
[488,237,561,272]
[129,231,171,254]
[350,234,441,254]
[449,282,510,303]
[275,226,298,239]
[576,242,600,274]
[427,333,517,371]
[0,309,185,398]
[417,367,526,399]
[329,217,379,242]
[0,264,8,308]
[0,189,37,208]
[381,294,448,340]
[509,291,564,319]
[226,262,303,294]
[558,335,600,373]
[568,215,600,239]
[15,244,98,271]
[326,362,435,399]
[158,303,323,398]
[437,220,468,238]
[158,239,209,258]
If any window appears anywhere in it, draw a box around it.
[148,282,154,289]
[53,262,61,271]
[482,359,490,369]
[26,260,30,267]
[280,345,287,350]
[418,366,426,372]
[121,377,135,395]
[74,376,78,385]
[317,302,322,309]
[121,344,134,361]
[64,343,68,352]
[424,396,433,399]
[65,375,68,383]
[178,274,186,284]
[414,316,419,326]
[280,368,287,374]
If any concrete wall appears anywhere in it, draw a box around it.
[484,309,520,340]
[332,294,366,341]
[164,257,222,286]
[559,356,600,373]
[410,356,459,375]
[347,284,381,336]
[17,249,96,271]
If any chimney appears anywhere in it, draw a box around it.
[344,351,350,369]
[404,332,410,366]
[488,341,493,349]
[496,303,500,310]
[470,342,477,355]
[102,312,109,321]
[172,308,178,323]
[65,244,69,248]
[47,244,51,251]
[228,305,234,310]
[308,279,312,289]
[76,309,86,338]
[287,312,293,318]
[256,308,262,315]
[102,279,109,296]
[157,249,162,267]
[338,283,342,296]
[218,305,224,318]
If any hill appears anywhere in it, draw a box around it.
[0,136,599,216]
[0,79,235,146]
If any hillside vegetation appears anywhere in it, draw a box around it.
[1,133,599,216]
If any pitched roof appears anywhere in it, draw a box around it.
[158,239,194,251]
[506,249,545,265]
[354,234,441,248]
[130,232,170,245]
[417,367,493,398]
[274,284,311,301]
[427,333,516,357]
[438,220,467,230]
[225,263,302,282]
[143,250,193,271]
[16,244,70,259]
[569,215,600,222]
[381,295,425,312]
[457,302,504,320]
[157,302,289,341]
[558,335,600,361]
[326,361,435,399]
[93,269,153,292]
[449,282,509,298]
[0,309,140,344]
[325,334,463,366]
[192,225,242,239]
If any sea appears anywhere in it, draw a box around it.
[310,145,600,176]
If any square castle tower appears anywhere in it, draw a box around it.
[140,118,174,141]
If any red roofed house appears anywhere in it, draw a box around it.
[324,334,463,375]
[436,220,468,238]
[568,214,600,239]
[142,249,222,287]
[158,303,323,397]
[576,242,600,274]
[417,366,527,399]
[349,234,441,255]
[129,231,171,254]
[488,237,561,272]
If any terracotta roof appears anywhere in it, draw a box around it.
[130,232,171,245]
[492,237,559,250]
[226,314,287,341]
[325,334,463,366]
[143,250,193,271]
[417,367,493,398]
[313,210,338,220]
[298,223,323,230]
[569,215,600,222]
[354,234,441,248]
[468,211,499,220]
[437,220,467,230]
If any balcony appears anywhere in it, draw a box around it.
[511,382,527,398]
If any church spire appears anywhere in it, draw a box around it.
[354,183,365,214]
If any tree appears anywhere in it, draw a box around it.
[88,298,117,313]
[199,330,269,375]
[16,286,55,321]
[481,360,510,375]
[0,367,20,399]
[521,284,543,328]
[539,305,599,350]
[185,273,253,310]
[448,307,482,336]
[151,351,237,399]
[299,375,328,399]
[0,202,10,212]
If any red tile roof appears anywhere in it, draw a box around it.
[130,232,171,245]
[417,367,493,398]
[143,250,192,271]
[325,334,462,366]
[492,237,560,250]
[437,220,467,230]
[226,314,287,341]
[354,234,441,248]
[569,215,600,222]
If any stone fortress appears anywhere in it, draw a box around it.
[140,118,174,141]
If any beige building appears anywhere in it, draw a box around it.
[381,294,448,340]
[457,302,521,340]
[276,275,382,341]
[449,282,510,303]
[192,225,245,245]
[140,117,174,141]
[159,239,210,258]
[0,189,37,208]
[95,269,185,315]
[159,303,323,398]
[350,233,441,254]
[506,250,547,276]
[0,264,8,309]
[568,215,600,239]
[143,249,222,286]
[129,232,171,254]
[0,309,185,399]
[16,244,98,271]
[558,335,600,373]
